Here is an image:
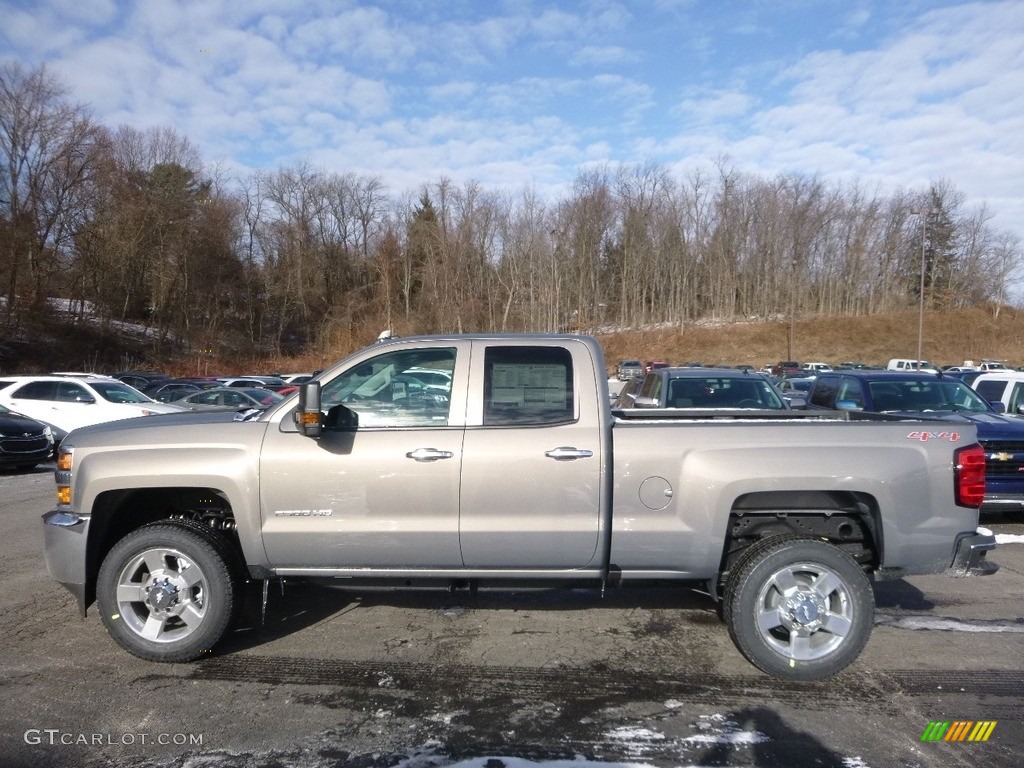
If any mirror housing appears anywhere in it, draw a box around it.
[295,382,323,437]
[325,404,358,429]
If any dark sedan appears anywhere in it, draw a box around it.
[144,378,222,403]
[173,387,284,411]
[0,404,55,469]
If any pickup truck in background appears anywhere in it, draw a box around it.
[807,369,1024,514]
[43,335,996,681]
[972,369,1024,416]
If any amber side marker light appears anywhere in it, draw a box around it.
[56,447,73,505]
[57,450,73,472]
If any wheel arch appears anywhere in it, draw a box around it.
[717,490,882,590]
[84,487,242,609]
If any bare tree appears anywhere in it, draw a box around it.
[0,62,103,321]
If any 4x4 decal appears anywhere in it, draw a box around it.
[907,431,962,442]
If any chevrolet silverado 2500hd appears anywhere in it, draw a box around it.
[42,334,997,681]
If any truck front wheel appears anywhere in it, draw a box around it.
[96,522,237,662]
[723,536,874,681]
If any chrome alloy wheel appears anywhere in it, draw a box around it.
[115,547,209,643]
[754,561,854,661]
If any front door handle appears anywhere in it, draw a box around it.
[406,447,455,462]
[544,446,594,461]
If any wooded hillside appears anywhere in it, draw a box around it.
[3,63,1021,367]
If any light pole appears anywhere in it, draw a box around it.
[911,206,939,369]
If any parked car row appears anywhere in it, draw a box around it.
[0,369,317,467]
[0,374,186,445]
[614,366,793,411]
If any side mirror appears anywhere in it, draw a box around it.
[632,396,659,408]
[989,401,1006,413]
[834,399,863,411]
[324,404,358,430]
[787,396,808,410]
[294,382,322,437]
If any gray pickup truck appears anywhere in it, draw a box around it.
[43,334,996,681]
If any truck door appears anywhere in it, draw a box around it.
[459,342,603,568]
[258,343,468,569]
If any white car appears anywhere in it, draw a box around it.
[886,358,939,374]
[0,374,185,442]
[278,373,315,385]
[972,370,1024,416]
[802,362,833,373]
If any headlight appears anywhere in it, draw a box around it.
[56,446,73,506]
[56,447,73,472]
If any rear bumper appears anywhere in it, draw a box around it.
[948,531,998,576]
[42,510,91,615]
[979,492,1024,513]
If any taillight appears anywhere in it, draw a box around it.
[954,444,986,507]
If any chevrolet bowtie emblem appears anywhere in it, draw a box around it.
[991,452,1013,461]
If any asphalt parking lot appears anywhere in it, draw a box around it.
[1,463,1022,768]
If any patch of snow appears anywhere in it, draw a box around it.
[995,533,1024,544]
[685,714,770,746]
[875,615,1024,633]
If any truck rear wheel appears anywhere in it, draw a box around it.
[723,536,873,681]
[97,522,237,662]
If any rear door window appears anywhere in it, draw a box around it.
[483,346,574,426]
[14,380,58,400]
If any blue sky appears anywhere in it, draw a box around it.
[3,0,1023,237]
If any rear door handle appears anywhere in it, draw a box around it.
[406,448,455,462]
[545,447,594,461]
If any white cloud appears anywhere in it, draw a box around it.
[653,0,1024,237]
[2,0,1022,244]
[570,45,639,67]
[675,89,755,125]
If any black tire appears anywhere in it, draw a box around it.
[723,536,874,681]
[97,521,239,662]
